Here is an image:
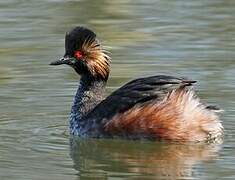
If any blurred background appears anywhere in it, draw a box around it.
[0,0,235,179]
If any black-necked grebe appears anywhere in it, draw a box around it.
[50,26,223,142]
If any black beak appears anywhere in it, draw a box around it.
[50,57,74,65]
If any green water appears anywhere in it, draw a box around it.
[0,0,235,179]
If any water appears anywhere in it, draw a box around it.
[0,0,234,179]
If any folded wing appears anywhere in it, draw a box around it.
[82,75,198,136]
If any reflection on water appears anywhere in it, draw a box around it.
[0,0,235,179]
[70,137,221,179]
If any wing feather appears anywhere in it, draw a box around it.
[82,75,196,136]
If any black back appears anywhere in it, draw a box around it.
[83,75,196,133]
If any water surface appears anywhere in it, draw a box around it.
[0,0,235,179]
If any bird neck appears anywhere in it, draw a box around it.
[70,75,106,134]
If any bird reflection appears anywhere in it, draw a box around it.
[70,137,222,179]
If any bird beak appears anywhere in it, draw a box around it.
[50,57,74,65]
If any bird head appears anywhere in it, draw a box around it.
[50,26,110,81]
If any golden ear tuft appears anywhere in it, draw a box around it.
[81,38,111,80]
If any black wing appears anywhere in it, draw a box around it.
[84,75,196,130]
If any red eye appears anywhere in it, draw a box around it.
[75,51,83,58]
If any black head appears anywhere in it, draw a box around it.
[50,26,110,81]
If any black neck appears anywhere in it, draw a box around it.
[71,75,106,120]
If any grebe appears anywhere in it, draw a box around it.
[50,26,223,142]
